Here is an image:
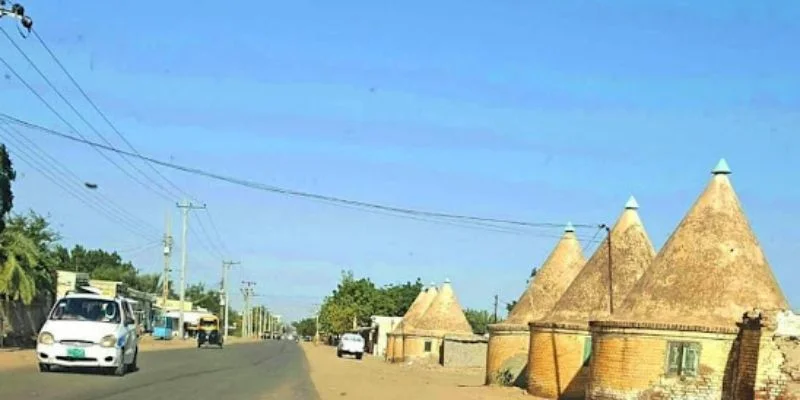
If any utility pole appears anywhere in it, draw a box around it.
[221,261,240,341]
[176,199,206,339]
[601,224,614,314]
[493,294,499,323]
[162,211,173,305]
[241,281,255,337]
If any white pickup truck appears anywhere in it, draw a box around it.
[336,333,365,360]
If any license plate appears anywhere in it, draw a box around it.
[67,347,85,358]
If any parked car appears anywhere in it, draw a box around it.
[337,333,365,360]
[36,292,139,376]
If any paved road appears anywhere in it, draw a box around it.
[0,341,319,400]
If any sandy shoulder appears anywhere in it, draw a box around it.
[299,342,531,400]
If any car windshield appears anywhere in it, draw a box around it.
[50,297,121,324]
[343,335,363,342]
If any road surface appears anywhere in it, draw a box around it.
[0,340,318,400]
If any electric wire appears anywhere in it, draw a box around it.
[0,27,177,202]
[0,114,603,233]
[0,127,156,240]
[0,122,161,236]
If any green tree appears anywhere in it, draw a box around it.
[318,271,423,335]
[0,144,16,233]
[292,318,316,337]
[186,282,221,315]
[0,212,59,304]
[381,278,423,316]
[464,309,492,335]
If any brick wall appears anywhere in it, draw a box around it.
[587,324,737,400]
[486,328,529,386]
[528,326,590,399]
[403,335,441,362]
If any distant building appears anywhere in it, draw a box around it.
[370,316,403,358]
[402,279,472,363]
[386,283,437,363]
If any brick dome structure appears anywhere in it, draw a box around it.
[588,160,789,400]
[485,223,585,387]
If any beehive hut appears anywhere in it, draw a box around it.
[386,283,437,363]
[588,160,789,400]
[403,279,472,362]
[485,223,586,387]
[528,196,655,399]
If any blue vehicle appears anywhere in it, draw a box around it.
[152,315,177,340]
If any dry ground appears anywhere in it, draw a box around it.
[300,342,536,400]
[0,335,258,372]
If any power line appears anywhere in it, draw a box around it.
[0,114,602,232]
[0,122,161,236]
[203,210,232,256]
[29,28,198,203]
[0,127,157,240]
[0,27,174,202]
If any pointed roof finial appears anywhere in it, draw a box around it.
[625,196,640,210]
[564,222,575,233]
[712,158,731,175]
[444,277,451,284]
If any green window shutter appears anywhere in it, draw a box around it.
[582,337,592,366]
[424,341,432,352]
[682,344,699,376]
[667,342,682,374]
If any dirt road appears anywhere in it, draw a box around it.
[300,342,531,400]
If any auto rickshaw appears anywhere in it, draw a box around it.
[197,315,223,348]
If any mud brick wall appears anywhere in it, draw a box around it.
[485,327,529,386]
[528,326,590,400]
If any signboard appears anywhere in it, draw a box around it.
[55,270,90,300]
[156,298,194,312]
[88,280,123,298]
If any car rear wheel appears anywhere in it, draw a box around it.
[356,353,363,360]
[337,350,342,358]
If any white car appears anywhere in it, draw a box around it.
[36,292,139,376]
[337,333,365,360]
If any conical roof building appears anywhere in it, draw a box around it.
[403,279,472,361]
[545,196,656,326]
[505,223,587,325]
[611,160,787,327]
[393,283,438,333]
[526,197,655,398]
[588,160,791,400]
[485,223,586,386]
[413,279,472,335]
[386,283,437,362]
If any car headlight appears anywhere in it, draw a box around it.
[100,335,117,348]
[38,331,54,345]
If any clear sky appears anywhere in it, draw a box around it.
[1,1,798,321]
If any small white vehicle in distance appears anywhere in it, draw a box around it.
[36,292,139,376]
[337,333,365,360]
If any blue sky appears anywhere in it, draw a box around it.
[1,1,798,321]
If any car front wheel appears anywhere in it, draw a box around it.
[38,363,51,372]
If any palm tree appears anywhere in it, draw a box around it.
[0,228,41,304]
